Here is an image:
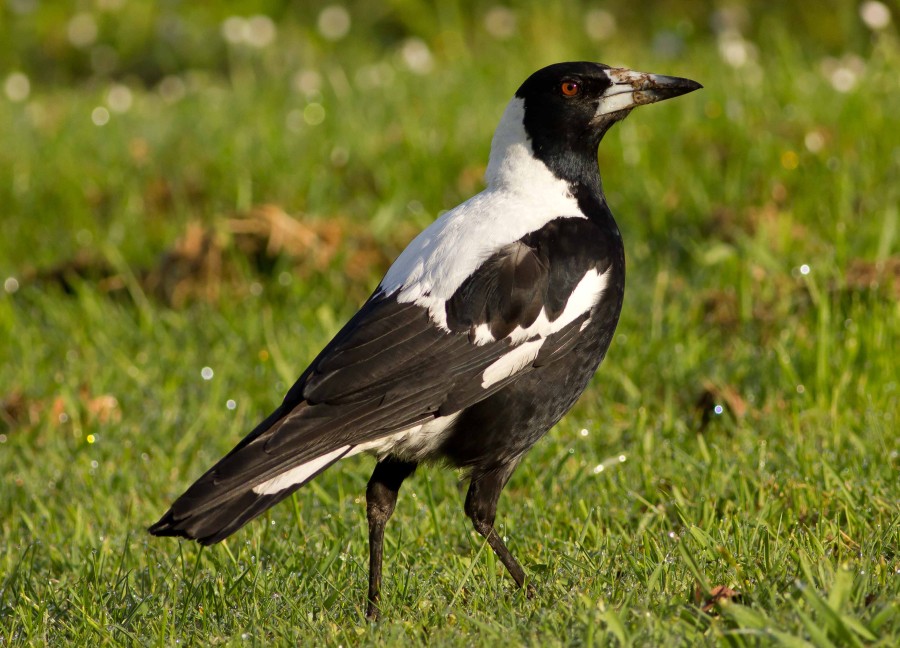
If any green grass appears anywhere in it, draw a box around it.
[2,2,899,645]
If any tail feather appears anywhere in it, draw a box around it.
[148,445,352,544]
[149,485,301,544]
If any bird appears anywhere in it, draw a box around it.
[149,61,701,618]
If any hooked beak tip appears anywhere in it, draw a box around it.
[596,69,702,117]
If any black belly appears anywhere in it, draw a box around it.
[437,285,623,475]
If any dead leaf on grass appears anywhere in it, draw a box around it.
[230,204,340,267]
[144,222,226,307]
[844,257,900,299]
[694,584,742,613]
[694,381,748,431]
[1,386,121,430]
[15,204,391,308]
[1,390,39,429]
[701,288,739,329]
[23,251,119,296]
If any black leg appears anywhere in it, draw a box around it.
[464,462,535,597]
[365,457,417,620]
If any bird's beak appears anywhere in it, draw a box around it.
[595,68,702,117]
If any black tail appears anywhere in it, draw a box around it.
[148,483,303,545]
[148,407,353,544]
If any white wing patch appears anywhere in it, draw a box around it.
[481,339,544,388]
[471,266,611,346]
[477,267,611,386]
[505,267,611,344]
[252,445,352,495]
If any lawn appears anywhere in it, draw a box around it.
[1,1,898,645]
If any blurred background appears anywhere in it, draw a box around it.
[1,0,896,270]
[1,1,898,643]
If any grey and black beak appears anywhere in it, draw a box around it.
[596,68,702,116]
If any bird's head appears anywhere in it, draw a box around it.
[517,61,702,151]
[487,61,701,193]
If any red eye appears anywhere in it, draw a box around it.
[561,80,580,97]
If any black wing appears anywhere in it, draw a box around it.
[149,216,613,543]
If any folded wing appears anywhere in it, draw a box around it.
[149,216,613,544]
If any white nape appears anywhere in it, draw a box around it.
[378,97,583,332]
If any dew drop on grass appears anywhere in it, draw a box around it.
[804,131,825,153]
[317,5,351,41]
[303,103,325,126]
[585,9,617,41]
[861,1,892,30]
[158,75,186,103]
[4,72,29,102]
[91,106,110,126]
[107,84,133,113]
[245,15,276,48]
[68,13,98,48]
[401,38,434,75]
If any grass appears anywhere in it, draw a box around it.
[1,1,899,645]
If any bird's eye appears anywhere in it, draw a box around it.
[560,80,581,97]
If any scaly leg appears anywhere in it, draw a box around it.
[464,461,535,597]
[365,457,417,619]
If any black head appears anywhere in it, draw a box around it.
[515,61,701,187]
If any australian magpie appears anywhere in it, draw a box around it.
[149,61,701,618]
